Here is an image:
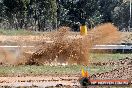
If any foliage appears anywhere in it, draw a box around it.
[0,0,131,31]
[0,0,57,31]
[0,28,38,35]
[112,1,132,30]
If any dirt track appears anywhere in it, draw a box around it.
[0,76,79,87]
[0,57,131,87]
[0,24,131,87]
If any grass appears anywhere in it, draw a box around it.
[0,65,112,76]
[90,53,132,62]
[0,65,81,76]
[0,29,40,35]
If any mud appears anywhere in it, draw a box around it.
[0,76,79,87]
[0,57,131,87]
[0,47,18,65]
[91,57,132,66]
[0,23,121,65]
[91,57,132,80]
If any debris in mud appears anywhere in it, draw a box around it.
[91,64,132,80]
[90,57,132,80]
[91,57,132,66]
[17,23,120,65]
[79,57,132,87]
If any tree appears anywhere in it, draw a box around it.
[1,0,57,31]
[0,0,131,31]
[97,0,123,23]
[112,1,132,31]
[2,0,29,29]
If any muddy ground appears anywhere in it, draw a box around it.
[0,57,131,87]
[0,24,131,87]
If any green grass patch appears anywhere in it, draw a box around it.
[0,29,40,35]
[90,53,132,62]
[0,65,82,76]
[0,65,112,77]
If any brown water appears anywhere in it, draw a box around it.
[18,23,120,65]
[0,47,17,65]
[0,23,120,65]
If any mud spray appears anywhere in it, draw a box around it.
[0,47,17,65]
[14,23,120,66]
[0,23,121,65]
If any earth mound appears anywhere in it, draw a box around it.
[91,57,132,80]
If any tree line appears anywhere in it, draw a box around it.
[0,0,132,31]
